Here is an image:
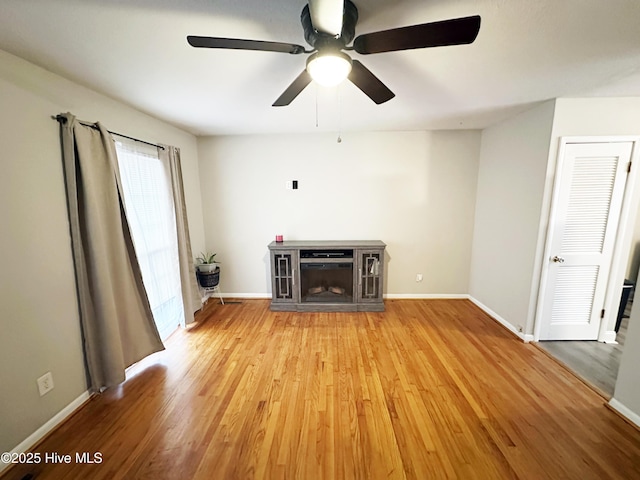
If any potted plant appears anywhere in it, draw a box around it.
[196,251,219,273]
[195,252,221,289]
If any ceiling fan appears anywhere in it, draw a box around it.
[187,0,480,107]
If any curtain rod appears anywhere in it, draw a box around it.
[52,115,165,150]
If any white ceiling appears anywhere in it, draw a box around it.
[1,0,640,136]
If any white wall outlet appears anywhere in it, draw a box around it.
[416,273,423,282]
[286,180,293,190]
[37,371,54,397]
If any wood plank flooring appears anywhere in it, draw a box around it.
[5,299,640,480]
[538,316,628,397]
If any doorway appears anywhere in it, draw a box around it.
[538,141,633,340]
[535,137,640,395]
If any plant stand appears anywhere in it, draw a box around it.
[197,267,224,305]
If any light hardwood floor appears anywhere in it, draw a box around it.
[5,299,640,480]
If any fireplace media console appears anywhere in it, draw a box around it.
[268,240,385,312]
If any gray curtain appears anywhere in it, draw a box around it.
[160,145,201,324]
[59,113,164,391]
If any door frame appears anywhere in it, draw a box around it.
[533,136,640,343]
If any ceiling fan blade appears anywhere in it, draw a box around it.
[348,60,395,104]
[308,0,344,36]
[272,70,313,106]
[187,36,306,55]
[353,15,481,54]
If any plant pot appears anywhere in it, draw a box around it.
[197,267,220,288]
[197,263,218,273]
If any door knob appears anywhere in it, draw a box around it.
[552,255,565,263]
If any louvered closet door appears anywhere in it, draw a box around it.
[540,142,633,340]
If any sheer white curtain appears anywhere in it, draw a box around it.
[115,139,184,340]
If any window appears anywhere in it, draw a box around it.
[115,139,184,340]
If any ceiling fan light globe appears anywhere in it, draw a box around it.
[306,52,352,87]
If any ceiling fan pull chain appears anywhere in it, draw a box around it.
[315,83,319,128]
[337,85,342,143]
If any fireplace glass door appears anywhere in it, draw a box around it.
[300,262,354,303]
[358,250,383,302]
[272,251,298,303]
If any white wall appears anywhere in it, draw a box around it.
[198,130,481,296]
[548,98,640,421]
[614,299,640,426]
[469,96,640,422]
[0,49,205,457]
[469,101,556,335]
[625,208,640,283]
[544,98,640,336]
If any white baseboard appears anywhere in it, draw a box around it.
[384,293,469,299]
[0,390,91,474]
[205,293,526,344]
[217,292,531,348]
[219,293,470,300]
[468,296,531,343]
[602,330,618,344]
[202,294,533,344]
[609,397,640,429]
[222,293,272,299]
[384,294,534,342]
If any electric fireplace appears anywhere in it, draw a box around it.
[300,249,354,303]
[269,240,385,312]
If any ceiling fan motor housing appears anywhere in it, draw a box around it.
[187,1,480,106]
[301,0,358,49]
